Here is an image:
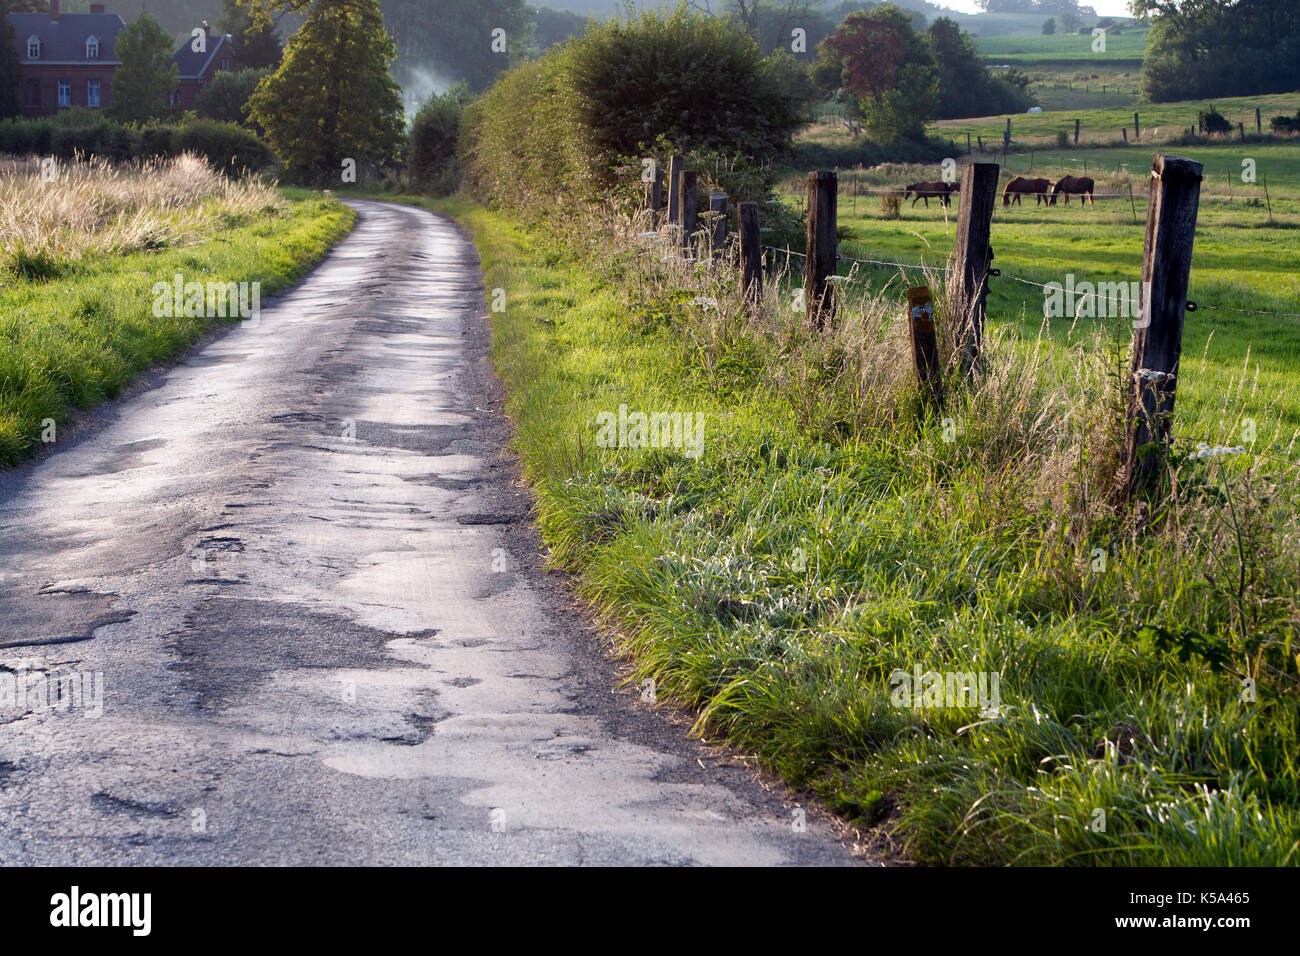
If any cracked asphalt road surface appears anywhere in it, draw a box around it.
[0,200,857,866]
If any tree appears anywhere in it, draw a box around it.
[109,15,179,122]
[817,4,936,142]
[246,0,405,182]
[195,68,270,125]
[927,17,1034,118]
[1134,0,1300,101]
[0,0,23,119]
[1042,17,1055,34]
[409,80,470,192]
[219,0,282,70]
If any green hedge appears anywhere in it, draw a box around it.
[0,115,276,175]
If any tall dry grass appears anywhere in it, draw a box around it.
[0,153,284,279]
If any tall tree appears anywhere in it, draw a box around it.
[110,14,179,122]
[816,4,937,143]
[219,0,283,70]
[0,0,23,119]
[245,0,404,182]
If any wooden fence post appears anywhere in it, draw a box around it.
[907,285,941,403]
[1123,154,1204,496]
[966,132,972,154]
[739,201,762,303]
[667,155,684,225]
[805,170,837,332]
[1256,107,1262,134]
[1074,118,1080,146]
[679,170,697,255]
[709,191,727,257]
[1239,122,1246,143]
[648,164,664,225]
[1122,127,1128,145]
[1134,112,1140,140]
[1004,117,1011,151]
[952,162,999,375]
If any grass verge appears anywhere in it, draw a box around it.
[0,161,354,464]
[424,194,1299,865]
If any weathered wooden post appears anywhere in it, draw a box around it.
[1134,112,1140,140]
[1123,154,1203,496]
[907,285,942,403]
[952,162,999,375]
[708,192,727,257]
[977,134,984,152]
[739,201,762,303]
[1074,118,1080,146]
[1122,127,1128,145]
[966,132,972,154]
[1004,117,1011,151]
[805,170,837,331]
[1239,122,1246,143]
[1256,107,1262,134]
[667,155,684,225]
[648,164,664,225]
[679,170,697,255]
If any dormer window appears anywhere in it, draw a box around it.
[86,36,100,59]
[27,37,40,59]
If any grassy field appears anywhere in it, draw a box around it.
[977,26,1148,65]
[0,156,355,464]
[417,189,1300,865]
[932,93,1300,150]
[776,143,1300,445]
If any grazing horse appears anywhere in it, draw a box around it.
[1050,175,1095,206]
[903,181,956,207]
[1002,176,1052,207]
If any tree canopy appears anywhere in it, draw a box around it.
[245,0,405,182]
[1135,0,1300,101]
[110,15,179,123]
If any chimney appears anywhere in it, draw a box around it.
[90,3,106,13]
[49,0,60,21]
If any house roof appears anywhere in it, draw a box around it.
[9,12,127,64]
[172,32,233,80]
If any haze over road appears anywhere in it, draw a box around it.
[0,201,855,866]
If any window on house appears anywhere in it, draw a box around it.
[86,36,100,59]
[58,82,71,108]
[27,37,40,59]
[221,58,231,71]
[88,80,101,108]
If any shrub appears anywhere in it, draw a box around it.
[0,115,275,175]
[195,69,271,126]
[462,4,809,217]
[409,81,471,194]
[1201,106,1232,135]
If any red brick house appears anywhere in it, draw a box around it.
[8,1,126,118]
[168,22,235,111]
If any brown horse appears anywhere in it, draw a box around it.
[1002,176,1051,207]
[903,181,956,207]
[1050,175,1095,206]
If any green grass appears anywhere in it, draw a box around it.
[977,27,1149,65]
[0,191,354,464]
[424,193,1300,866]
[809,143,1300,442]
[932,93,1300,150]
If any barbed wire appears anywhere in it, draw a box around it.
[736,244,1300,323]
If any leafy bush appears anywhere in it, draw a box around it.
[1201,106,1233,135]
[0,115,275,174]
[461,4,809,217]
[409,81,471,194]
[195,68,271,126]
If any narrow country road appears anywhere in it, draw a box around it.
[0,201,856,866]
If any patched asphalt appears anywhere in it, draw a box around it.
[0,200,862,866]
